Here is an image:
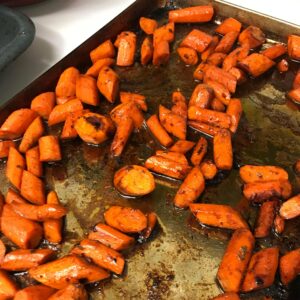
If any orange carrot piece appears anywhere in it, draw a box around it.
[193,62,210,81]
[48,284,88,300]
[241,247,279,292]
[153,23,175,45]
[140,212,157,240]
[156,150,188,166]
[6,147,25,190]
[0,141,15,158]
[61,110,86,140]
[139,17,158,35]
[153,40,170,66]
[141,36,153,65]
[172,91,187,120]
[201,36,219,62]
[279,194,300,219]
[215,17,242,35]
[238,26,266,49]
[226,98,242,133]
[181,29,212,53]
[0,270,18,299]
[206,52,227,66]
[215,31,239,54]
[189,84,214,109]
[5,188,27,204]
[97,66,119,103]
[288,87,300,104]
[204,79,231,105]
[0,240,6,264]
[39,136,62,162]
[120,91,147,111]
[76,75,99,106]
[273,214,285,235]
[55,67,80,98]
[288,34,300,61]
[191,137,207,166]
[293,69,300,89]
[116,31,137,67]
[280,248,300,285]
[169,5,214,23]
[211,292,240,300]
[222,46,250,72]
[217,229,254,292]
[13,285,55,300]
[26,146,43,177]
[261,43,287,60]
[228,67,247,85]
[211,98,226,112]
[90,40,115,63]
[177,47,198,65]
[31,92,56,120]
[200,160,218,180]
[85,57,115,78]
[188,120,221,137]
[169,140,195,153]
[277,59,289,73]
[213,129,233,170]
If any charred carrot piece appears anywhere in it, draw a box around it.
[0,270,18,299]
[153,40,170,66]
[226,98,242,133]
[39,135,62,162]
[171,91,187,120]
[6,147,25,190]
[174,167,205,208]
[213,129,232,170]
[89,223,134,251]
[273,214,285,235]
[193,62,210,81]
[31,92,56,120]
[5,188,27,204]
[280,248,300,285]
[181,29,212,53]
[188,120,221,137]
[261,43,287,60]
[141,36,154,65]
[190,203,248,229]
[48,284,88,300]
[0,141,15,158]
[0,240,5,264]
[104,206,147,233]
[140,212,157,240]
[191,137,207,166]
[139,17,158,35]
[76,75,99,106]
[1,204,43,249]
[254,200,278,238]
[222,46,249,72]
[13,285,55,300]
[85,57,115,78]
[169,140,195,153]
[238,26,266,49]
[29,255,110,289]
[97,66,119,103]
[120,91,147,112]
[277,59,289,73]
[211,292,240,300]
[169,5,214,23]
[206,52,226,67]
[279,194,300,219]
[217,228,254,292]
[288,35,300,61]
[200,160,218,180]
[204,80,231,105]
[211,98,226,112]
[241,247,279,292]
[55,67,80,99]
[26,146,43,177]
[116,31,136,67]
[288,87,300,104]
[228,67,247,85]
[201,36,219,62]
[61,109,86,140]
[156,150,188,166]
[177,47,198,65]
[153,23,175,45]
[293,69,300,89]
[243,180,292,203]
[239,165,289,183]
[189,84,214,109]
[215,31,239,54]
[90,40,115,63]
[215,17,242,35]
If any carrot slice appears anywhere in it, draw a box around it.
[181,29,212,53]
[273,214,285,235]
[200,160,218,180]
[6,147,25,190]
[288,34,300,61]
[76,75,99,106]
[48,284,87,300]
[116,31,137,67]
[280,248,300,285]
[55,67,80,98]
[141,36,153,65]
[215,17,242,35]
[190,137,207,166]
[171,91,187,120]
[211,98,226,112]
[201,36,219,62]
[238,26,266,49]
[169,5,214,23]
[215,31,239,54]
[204,79,231,105]
[97,66,119,103]
[188,120,221,137]
[288,87,300,104]
[90,40,115,63]
[193,62,210,81]
[155,150,188,166]
[228,67,247,85]
[279,194,300,219]
[211,292,240,300]
[5,188,27,204]
[140,212,157,240]
[0,141,15,158]
[39,135,62,162]
[61,110,86,140]
[26,146,43,177]
[31,92,56,120]
[189,84,214,109]
[261,43,287,60]
[13,285,55,300]
[153,40,170,66]
[120,91,147,112]
[0,270,18,299]
[206,52,227,67]
[226,98,242,133]
[177,47,198,65]
[222,46,250,72]
[277,59,289,73]
[85,57,115,78]
[0,240,6,264]
[153,23,175,45]
[169,140,195,153]
[139,17,158,35]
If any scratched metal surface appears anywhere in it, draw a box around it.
[0,0,299,299]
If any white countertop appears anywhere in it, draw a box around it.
[0,0,299,103]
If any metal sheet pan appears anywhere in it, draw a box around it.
[0,0,299,299]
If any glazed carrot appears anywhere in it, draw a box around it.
[114,165,155,197]
[293,69,300,89]
[116,31,136,67]
[206,52,226,66]
[172,91,187,120]
[215,31,239,54]
[191,137,207,166]
[228,67,247,85]
[200,160,218,180]
[261,43,287,60]
[241,247,279,292]
[188,120,221,137]
[204,80,231,105]
[239,165,289,183]
[193,62,210,81]
[141,36,153,65]
[279,194,300,219]
[0,109,37,139]
[48,284,88,300]
[104,206,147,233]
[217,229,254,292]
[180,29,212,53]
[238,26,266,49]
[71,239,125,274]
[254,200,277,238]
[201,36,219,62]
[189,84,214,109]
[177,47,198,65]
[120,91,147,112]
[156,150,188,166]
[211,98,225,112]
[5,188,26,204]
[43,191,63,244]
[75,75,99,106]
[31,92,56,119]
[1,249,55,271]
[90,40,115,63]
[159,105,186,140]
[277,59,289,73]
[13,285,55,300]
[222,46,249,72]
[0,240,5,264]
[61,109,86,140]
[139,17,158,35]
[26,146,43,177]
[97,66,119,103]
[153,23,175,45]
[29,255,110,289]
[215,17,242,35]
[89,223,134,251]
[243,180,292,203]
[288,87,300,104]
[85,57,115,78]
[153,40,170,66]
[0,270,18,299]
[6,147,25,190]
[174,166,205,208]
[189,203,248,229]
[140,212,157,240]
[39,135,61,162]
[213,129,232,170]
[169,140,195,153]
[169,5,214,23]
[146,115,173,147]
[211,292,240,300]
[288,35,300,61]
[273,214,285,235]
[1,204,43,249]
[238,53,275,77]
[188,106,231,129]
[55,67,80,98]
[226,98,242,133]
[280,248,300,285]
[75,112,115,145]
[0,141,15,158]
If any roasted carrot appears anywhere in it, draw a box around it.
[89,223,134,251]
[0,141,15,158]
[141,36,154,65]
[226,98,242,133]
[140,212,157,240]
[217,228,254,292]
[26,146,43,177]
[153,40,170,66]
[104,206,147,233]
[189,84,214,109]
[116,31,136,66]
[204,80,231,105]
[241,247,279,292]
[55,67,80,98]
[211,292,240,300]
[75,75,99,106]
[153,23,175,45]
[0,240,5,264]
[180,29,212,53]
[85,57,115,78]
[90,40,115,63]
[1,204,43,249]
[177,47,198,65]
[5,188,26,204]
[190,137,207,166]
[171,91,187,120]
[0,270,18,299]
[279,194,300,219]
[201,36,219,62]
[13,285,55,300]
[169,5,214,23]
[243,180,292,203]
[169,140,195,153]
[215,17,242,35]
[155,152,187,168]
[114,165,155,197]
[174,166,205,208]
[139,17,158,35]
[97,67,119,103]
[222,46,249,72]
[193,62,210,81]
[288,35,300,61]
[277,59,289,73]
[261,43,287,60]
[6,147,25,190]
[200,160,218,180]
[288,87,300,104]
[39,135,62,162]
[293,69,300,89]
[120,91,147,112]
[238,26,266,49]
[61,109,86,140]
[188,120,221,137]
[48,284,88,300]
[211,98,226,112]
[238,53,275,77]
[228,67,247,85]
[280,248,300,285]
[215,31,239,54]
[206,52,227,66]
[159,105,186,140]
[273,214,285,235]
[189,203,248,229]
[254,200,277,238]
[29,255,110,289]
[31,92,56,120]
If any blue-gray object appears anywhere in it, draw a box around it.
[0,5,35,71]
